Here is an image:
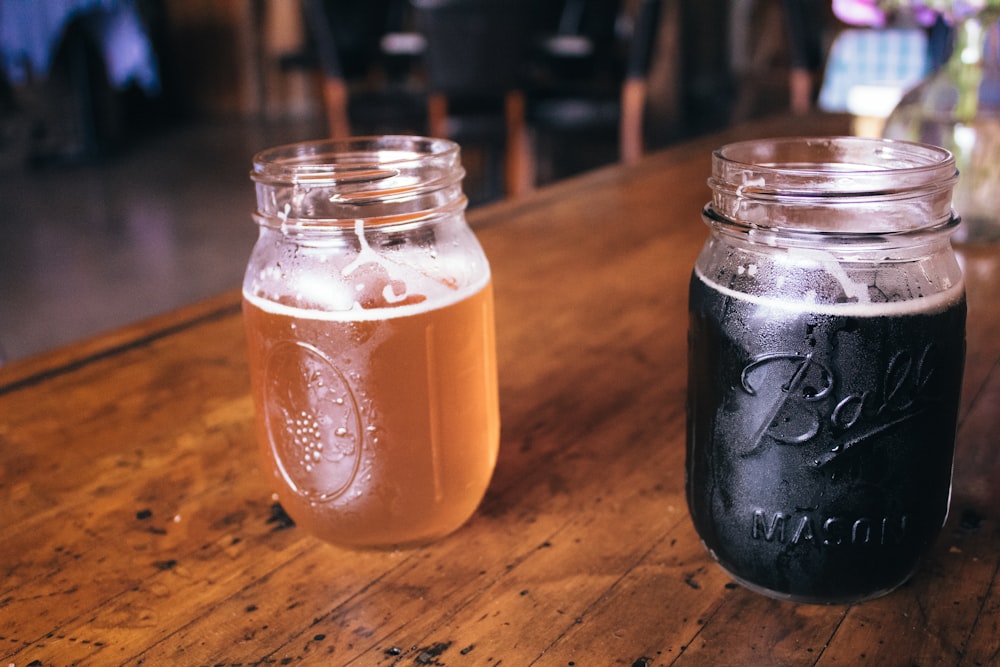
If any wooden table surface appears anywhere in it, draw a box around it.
[3,114,999,666]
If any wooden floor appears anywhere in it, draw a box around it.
[0,114,629,363]
[0,117,333,362]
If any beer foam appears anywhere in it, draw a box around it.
[694,265,964,318]
[785,246,872,305]
[244,271,490,322]
[247,218,490,320]
[337,218,447,310]
[342,220,394,280]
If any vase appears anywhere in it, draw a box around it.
[883,11,1000,244]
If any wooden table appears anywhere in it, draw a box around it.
[3,114,999,666]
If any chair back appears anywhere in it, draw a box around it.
[526,0,663,174]
[626,0,662,80]
[301,0,426,137]
[412,0,539,99]
[302,0,398,81]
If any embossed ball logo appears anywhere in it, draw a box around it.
[737,345,944,467]
[263,341,363,501]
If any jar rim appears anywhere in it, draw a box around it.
[707,136,960,238]
[251,135,461,186]
[711,136,957,197]
[250,135,466,226]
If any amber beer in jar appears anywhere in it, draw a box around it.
[243,136,499,548]
[687,137,966,603]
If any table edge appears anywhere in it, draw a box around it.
[0,290,243,396]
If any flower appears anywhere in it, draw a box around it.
[832,0,1000,26]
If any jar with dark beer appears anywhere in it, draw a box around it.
[243,136,499,548]
[686,137,966,603]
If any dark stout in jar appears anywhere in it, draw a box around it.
[686,137,966,603]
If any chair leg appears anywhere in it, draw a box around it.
[504,89,533,197]
[428,93,449,139]
[620,77,647,165]
[320,75,351,139]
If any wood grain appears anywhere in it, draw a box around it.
[3,113,999,666]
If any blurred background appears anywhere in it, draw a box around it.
[0,0,944,362]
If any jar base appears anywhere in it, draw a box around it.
[715,562,914,606]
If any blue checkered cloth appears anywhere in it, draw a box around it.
[819,28,930,113]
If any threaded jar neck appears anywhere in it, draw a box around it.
[251,135,466,229]
[706,137,960,245]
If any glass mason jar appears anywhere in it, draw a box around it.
[243,136,499,549]
[686,137,966,604]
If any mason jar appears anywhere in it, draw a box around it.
[243,136,499,549]
[686,136,966,603]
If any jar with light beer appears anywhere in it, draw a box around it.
[243,136,499,548]
[686,137,966,603]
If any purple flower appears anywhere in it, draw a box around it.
[833,0,891,26]
[831,0,993,26]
